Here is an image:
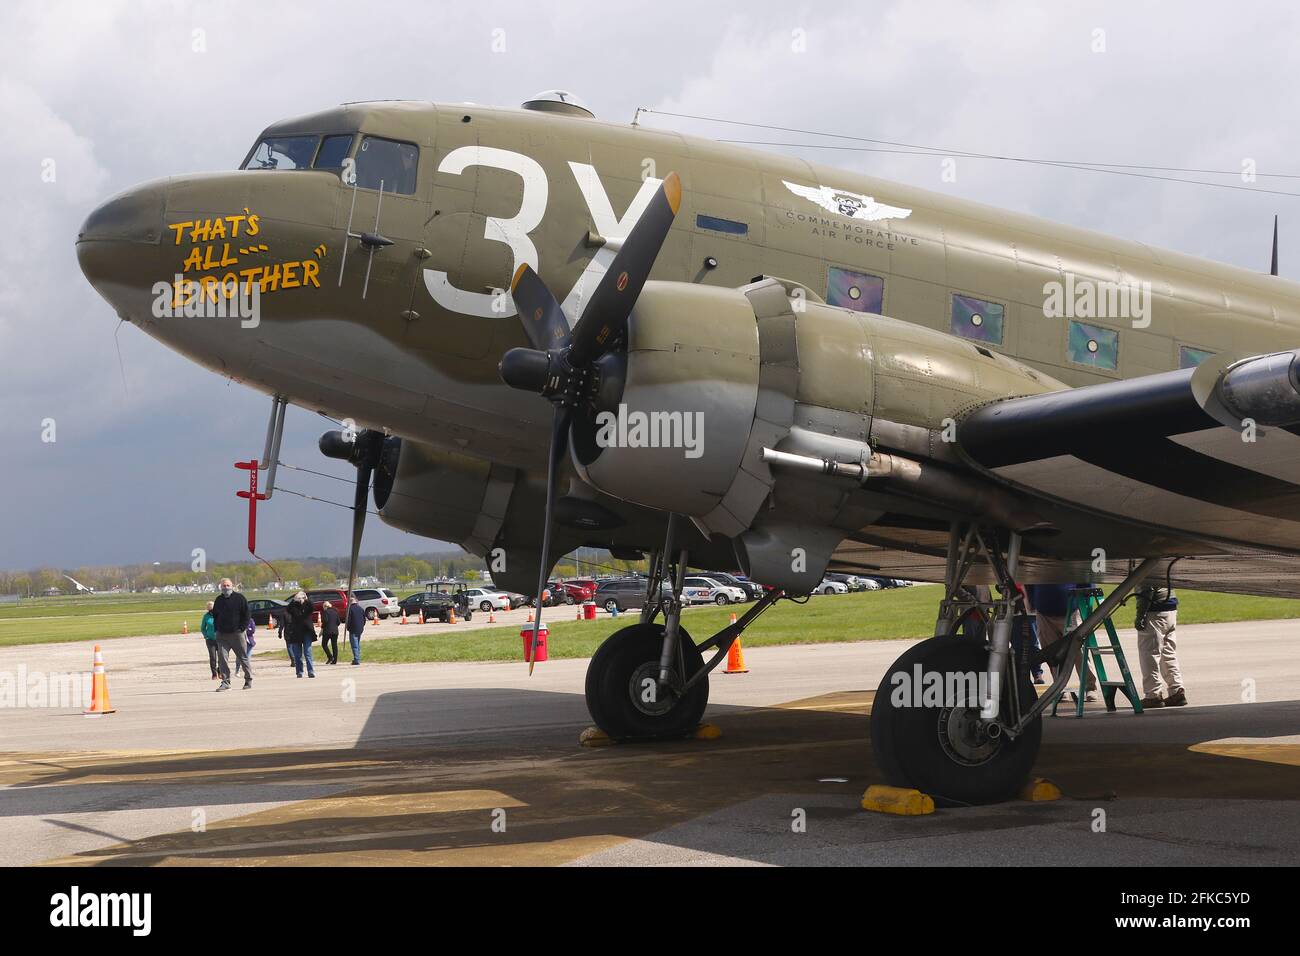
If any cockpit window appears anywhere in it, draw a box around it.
[242,135,319,170]
[355,136,418,194]
[314,134,353,170]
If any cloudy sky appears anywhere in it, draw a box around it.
[2,0,1297,571]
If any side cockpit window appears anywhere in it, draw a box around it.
[313,134,354,170]
[242,135,319,170]
[355,136,418,194]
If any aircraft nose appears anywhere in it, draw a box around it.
[75,179,168,303]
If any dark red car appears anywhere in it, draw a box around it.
[306,589,350,617]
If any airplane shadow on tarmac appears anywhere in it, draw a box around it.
[12,690,1300,865]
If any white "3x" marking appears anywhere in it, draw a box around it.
[423,146,661,322]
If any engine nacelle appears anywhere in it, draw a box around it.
[572,281,770,535]
[377,440,519,556]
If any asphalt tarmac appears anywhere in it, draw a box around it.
[1,617,1297,866]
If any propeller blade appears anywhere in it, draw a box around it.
[347,460,372,599]
[527,405,571,675]
[568,172,681,366]
[511,263,572,350]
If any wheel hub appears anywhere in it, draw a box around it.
[628,661,680,717]
[937,706,1001,766]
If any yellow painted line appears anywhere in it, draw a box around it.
[208,788,526,828]
[1188,742,1300,767]
[774,690,874,714]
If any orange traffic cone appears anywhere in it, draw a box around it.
[724,638,749,674]
[729,612,737,625]
[488,609,496,623]
[449,608,457,624]
[400,609,408,625]
[84,644,116,716]
[576,606,583,620]
[181,621,188,635]
[419,609,426,624]
[527,609,534,623]
[265,618,273,630]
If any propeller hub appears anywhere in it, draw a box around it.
[499,347,590,406]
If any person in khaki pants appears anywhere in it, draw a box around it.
[1135,584,1185,708]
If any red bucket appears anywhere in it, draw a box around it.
[583,601,597,620]
[522,624,549,663]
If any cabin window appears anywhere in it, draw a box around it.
[950,293,1004,345]
[696,214,748,235]
[1179,345,1214,369]
[355,136,419,194]
[1067,320,1119,369]
[827,267,883,313]
[242,135,319,171]
[313,134,354,171]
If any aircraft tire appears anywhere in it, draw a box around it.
[870,635,1041,805]
[585,623,709,741]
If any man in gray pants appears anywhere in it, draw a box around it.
[1135,583,1184,708]
[211,578,253,691]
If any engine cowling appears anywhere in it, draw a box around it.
[376,440,519,555]
[571,281,771,535]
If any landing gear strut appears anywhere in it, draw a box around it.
[870,521,1159,804]
[583,515,784,741]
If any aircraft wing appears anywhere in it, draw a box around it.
[930,349,1300,596]
[827,523,1300,598]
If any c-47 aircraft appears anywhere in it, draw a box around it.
[77,91,1300,803]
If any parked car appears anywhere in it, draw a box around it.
[545,581,590,605]
[464,587,511,612]
[565,579,599,601]
[351,587,400,620]
[486,587,530,609]
[706,572,761,601]
[247,598,287,627]
[594,578,672,613]
[306,589,350,616]
[815,578,849,595]
[684,576,746,605]
[397,590,473,623]
[679,581,723,605]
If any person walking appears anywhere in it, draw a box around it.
[1135,582,1185,708]
[346,595,367,665]
[212,578,253,691]
[283,591,318,678]
[1026,582,1097,702]
[319,601,341,665]
[200,601,220,680]
[236,614,258,678]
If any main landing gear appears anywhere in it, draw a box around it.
[869,523,1160,805]
[583,515,783,741]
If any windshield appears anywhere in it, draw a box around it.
[242,135,319,170]
[241,133,358,172]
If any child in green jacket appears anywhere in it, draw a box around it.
[200,602,220,679]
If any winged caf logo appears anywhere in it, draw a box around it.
[783,180,912,222]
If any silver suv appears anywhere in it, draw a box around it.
[351,587,400,620]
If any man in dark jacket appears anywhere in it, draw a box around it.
[346,596,367,665]
[212,578,253,691]
[319,601,341,665]
[283,591,317,678]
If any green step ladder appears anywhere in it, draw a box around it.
[1050,586,1143,717]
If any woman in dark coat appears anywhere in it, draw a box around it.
[283,591,318,678]
[319,601,341,665]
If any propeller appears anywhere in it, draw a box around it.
[319,427,395,599]
[499,171,682,672]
